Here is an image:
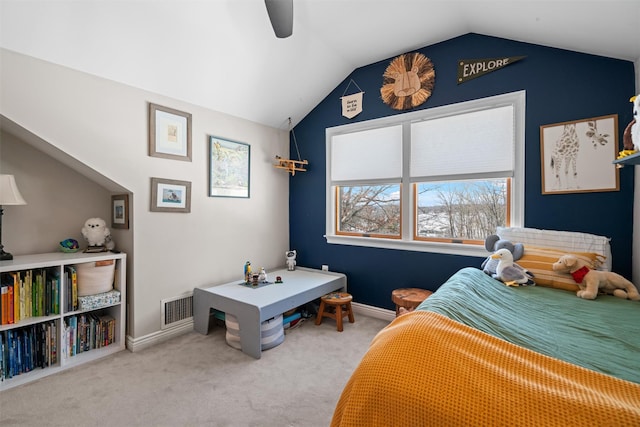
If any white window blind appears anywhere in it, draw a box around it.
[331,125,403,182]
[410,105,514,180]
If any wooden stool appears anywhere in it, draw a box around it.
[391,288,433,316]
[315,292,355,332]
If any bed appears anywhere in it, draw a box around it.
[331,228,640,426]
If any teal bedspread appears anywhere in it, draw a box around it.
[417,267,640,384]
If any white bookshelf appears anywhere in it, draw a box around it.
[0,251,126,391]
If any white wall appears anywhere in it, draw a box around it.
[0,130,114,253]
[0,48,290,340]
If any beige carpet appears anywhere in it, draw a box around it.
[0,314,389,427]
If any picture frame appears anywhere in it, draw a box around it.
[111,194,130,229]
[149,103,192,161]
[209,136,250,198]
[150,177,192,213]
[540,114,619,195]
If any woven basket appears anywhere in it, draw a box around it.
[76,260,115,296]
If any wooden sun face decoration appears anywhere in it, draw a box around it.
[380,52,435,110]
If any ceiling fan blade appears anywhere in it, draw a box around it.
[265,0,293,38]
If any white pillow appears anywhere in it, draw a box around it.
[496,227,612,271]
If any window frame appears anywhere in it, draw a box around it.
[325,91,526,257]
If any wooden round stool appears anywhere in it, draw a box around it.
[315,292,355,332]
[391,288,433,316]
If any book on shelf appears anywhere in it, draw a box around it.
[5,330,12,378]
[1,284,8,325]
[45,272,51,316]
[64,266,78,312]
[8,283,14,324]
[24,270,32,318]
[32,271,39,317]
[44,267,59,316]
[64,312,117,356]
[16,330,23,374]
[0,321,58,380]
[0,333,4,382]
[11,273,19,322]
[18,272,25,322]
[0,268,63,325]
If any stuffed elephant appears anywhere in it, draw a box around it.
[481,234,524,276]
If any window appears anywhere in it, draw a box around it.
[326,91,525,256]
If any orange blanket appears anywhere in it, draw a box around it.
[331,311,640,426]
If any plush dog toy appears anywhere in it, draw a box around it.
[81,217,115,250]
[552,254,640,300]
[481,234,524,276]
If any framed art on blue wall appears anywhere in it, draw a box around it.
[209,136,250,198]
[540,114,619,195]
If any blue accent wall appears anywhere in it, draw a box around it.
[289,33,635,310]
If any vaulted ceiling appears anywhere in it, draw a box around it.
[1,1,639,129]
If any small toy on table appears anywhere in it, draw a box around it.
[286,250,297,271]
[258,267,267,283]
[244,261,252,282]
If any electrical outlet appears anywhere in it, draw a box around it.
[321,264,329,271]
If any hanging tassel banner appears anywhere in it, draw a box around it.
[341,92,364,119]
[340,79,365,119]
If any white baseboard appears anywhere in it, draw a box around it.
[351,302,396,322]
[126,320,194,352]
[126,303,396,352]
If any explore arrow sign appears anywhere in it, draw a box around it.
[457,56,526,84]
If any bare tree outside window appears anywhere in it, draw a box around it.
[415,179,509,242]
[336,179,508,242]
[338,185,401,237]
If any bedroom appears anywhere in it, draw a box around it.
[1,0,639,411]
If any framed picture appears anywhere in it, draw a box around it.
[149,103,192,161]
[150,177,192,213]
[111,194,130,229]
[209,136,250,198]
[540,114,619,194]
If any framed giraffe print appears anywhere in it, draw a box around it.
[540,114,619,195]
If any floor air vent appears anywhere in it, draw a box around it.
[161,293,193,329]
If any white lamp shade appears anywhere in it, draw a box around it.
[0,174,27,205]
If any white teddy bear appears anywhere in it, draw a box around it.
[81,217,115,250]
